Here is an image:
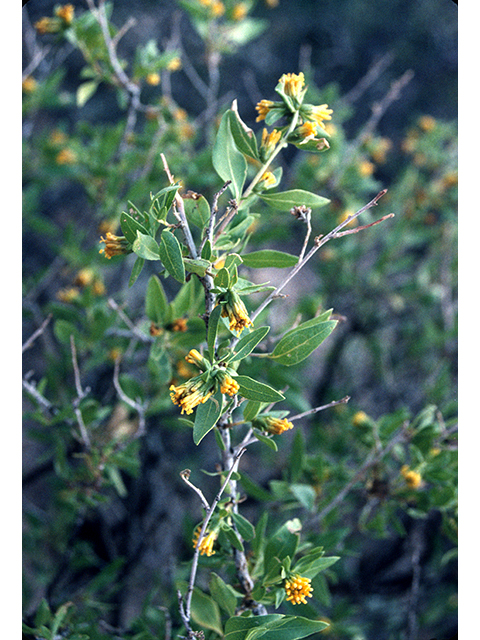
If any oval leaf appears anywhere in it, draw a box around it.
[259,189,330,211]
[120,211,149,244]
[230,326,270,362]
[270,319,337,366]
[132,231,160,261]
[235,375,284,402]
[158,229,185,283]
[212,110,247,200]
[193,391,223,445]
[241,250,298,269]
[145,274,169,324]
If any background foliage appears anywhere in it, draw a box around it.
[22,1,457,639]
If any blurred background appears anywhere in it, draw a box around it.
[22,1,458,639]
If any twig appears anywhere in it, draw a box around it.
[309,422,410,526]
[333,213,395,238]
[250,190,390,324]
[107,297,151,342]
[204,181,232,248]
[289,395,350,421]
[22,378,56,415]
[112,356,146,438]
[180,469,211,511]
[70,336,91,448]
[22,314,52,353]
[342,51,395,105]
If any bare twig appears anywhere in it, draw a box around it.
[180,469,211,511]
[107,298,151,342]
[342,51,395,105]
[112,356,146,438]
[22,314,52,353]
[70,335,91,448]
[289,395,350,421]
[22,378,56,415]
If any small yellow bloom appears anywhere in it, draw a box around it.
[219,291,253,334]
[280,72,305,99]
[400,465,422,490]
[184,349,206,367]
[211,0,225,16]
[418,115,436,132]
[193,527,217,556]
[171,318,188,332]
[219,372,240,396]
[371,137,392,164]
[296,121,318,142]
[92,279,106,296]
[264,416,293,435]
[55,148,77,165]
[108,348,122,362]
[232,2,248,20]
[22,76,37,93]
[358,160,375,177]
[55,4,75,24]
[173,107,188,121]
[284,574,313,605]
[255,99,275,122]
[146,72,161,86]
[260,171,277,187]
[56,287,79,303]
[74,268,95,287]
[308,104,333,129]
[261,127,282,154]
[99,232,131,259]
[352,411,369,427]
[150,323,164,337]
[34,17,58,34]
[166,57,182,71]
[169,376,214,415]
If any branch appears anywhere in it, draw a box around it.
[70,335,91,448]
[289,395,350,422]
[22,314,52,353]
[113,356,147,438]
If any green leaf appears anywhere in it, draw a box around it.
[239,472,273,502]
[293,553,340,579]
[214,267,231,289]
[76,80,98,107]
[228,106,259,160]
[207,304,222,361]
[231,512,256,541]
[209,573,238,617]
[212,110,247,200]
[224,615,284,640]
[132,231,160,261]
[221,523,244,551]
[289,483,317,511]
[252,428,278,452]
[120,211,149,244]
[129,256,145,287]
[248,616,330,640]
[264,519,301,572]
[269,319,337,366]
[242,400,263,422]
[190,587,223,637]
[145,275,169,324]
[259,189,330,211]
[158,229,185,282]
[184,195,211,228]
[235,375,284,403]
[183,257,211,277]
[193,391,223,445]
[241,249,298,269]
[230,326,270,362]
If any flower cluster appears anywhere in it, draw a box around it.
[252,415,294,435]
[99,233,131,259]
[192,526,218,556]
[218,290,253,335]
[284,574,314,605]
[400,465,423,490]
[169,375,214,415]
[34,4,74,34]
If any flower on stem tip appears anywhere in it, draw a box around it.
[305,103,333,129]
[55,4,75,24]
[279,72,305,99]
[218,290,253,335]
[192,527,217,556]
[284,574,313,605]
[255,99,275,122]
[260,127,282,154]
[184,348,209,371]
[253,415,293,435]
[169,375,214,415]
[218,370,240,396]
[99,232,131,259]
[400,465,422,490]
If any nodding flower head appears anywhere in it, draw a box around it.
[253,415,294,435]
[255,99,275,122]
[169,375,214,415]
[192,526,217,557]
[217,370,240,396]
[99,233,131,259]
[279,72,305,100]
[218,290,253,335]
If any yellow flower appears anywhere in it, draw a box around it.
[260,171,277,187]
[352,411,369,427]
[400,465,422,490]
[166,57,182,71]
[99,232,131,259]
[55,4,75,24]
[232,2,248,20]
[55,148,77,165]
[308,104,333,129]
[265,416,293,435]
[418,115,436,132]
[146,72,161,86]
[92,279,105,296]
[296,121,318,142]
[22,76,37,93]
[211,0,225,16]
[74,268,95,287]
[56,287,79,303]
[255,99,275,122]
[219,291,253,334]
[193,527,217,556]
[219,372,240,396]
[150,323,164,337]
[280,72,305,99]
[261,127,282,154]
[173,107,188,121]
[34,17,58,34]
[358,160,375,176]
[284,575,313,605]
[169,376,214,415]
[184,348,207,368]
[171,318,188,332]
